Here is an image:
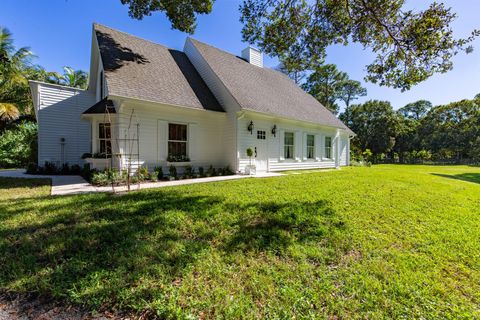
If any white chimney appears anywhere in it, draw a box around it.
[241,46,263,68]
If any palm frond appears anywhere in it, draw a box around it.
[0,102,20,121]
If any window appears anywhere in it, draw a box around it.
[284,132,294,159]
[307,134,315,159]
[98,123,111,155]
[325,136,332,159]
[257,130,266,140]
[168,123,188,161]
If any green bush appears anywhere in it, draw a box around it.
[0,121,37,168]
[198,167,205,177]
[137,166,149,180]
[154,166,164,180]
[169,165,177,180]
[91,171,109,186]
[184,165,194,179]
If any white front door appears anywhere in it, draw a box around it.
[255,129,268,172]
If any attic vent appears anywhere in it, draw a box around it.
[241,46,263,68]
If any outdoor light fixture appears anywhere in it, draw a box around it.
[271,124,277,137]
[248,121,254,134]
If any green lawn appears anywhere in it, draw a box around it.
[1,165,479,319]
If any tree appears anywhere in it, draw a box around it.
[119,0,214,34]
[418,99,480,161]
[275,55,309,85]
[345,100,399,160]
[302,64,348,114]
[56,66,88,89]
[0,27,33,119]
[337,79,367,108]
[240,0,478,91]
[398,100,432,121]
[475,93,480,100]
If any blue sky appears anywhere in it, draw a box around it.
[2,0,479,111]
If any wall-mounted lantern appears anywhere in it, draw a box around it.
[271,124,277,137]
[247,121,254,134]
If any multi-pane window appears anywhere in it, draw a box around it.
[325,136,332,159]
[307,134,315,159]
[257,130,266,140]
[98,123,111,155]
[284,132,294,159]
[168,123,188,161]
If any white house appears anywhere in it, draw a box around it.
[29,24,354,174]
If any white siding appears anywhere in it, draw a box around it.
[36,83,95,166]
[184,38,239,170]
[237,112,349,172]
[117,100,230,171]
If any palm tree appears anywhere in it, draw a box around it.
[58,66,88,89]
[0,27,33,119]
[0,103,20,121]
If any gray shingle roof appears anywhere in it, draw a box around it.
[94,24,223,112]
[188,38,353,133]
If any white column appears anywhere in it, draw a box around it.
[335,129,340,168]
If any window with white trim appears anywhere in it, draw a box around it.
[307,134,315,159]
[284,132,294,159]
[325,136,332,159]
[98,123,111,155]
[168,123,188,161]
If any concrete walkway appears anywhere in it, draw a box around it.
[0,169,283,196]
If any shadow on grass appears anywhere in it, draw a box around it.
[0,177,51,192]
[431,172,480,185]
[0,181,346,316]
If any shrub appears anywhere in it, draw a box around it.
[154,166,164,180]
[0,121,37,168]
[206,165,216,177]
[44,161,58,174]
[70,164,82,175]
[60,163,70,174]
[148,173,159,182]
[137,166,149,179]
[184,165,194,179]
[223,166,234,175]
[91,171,109,186]
[26,162,38,174]
[169,165,177,180]
[198,167,205,177]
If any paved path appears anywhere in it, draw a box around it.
[0,169,283,196]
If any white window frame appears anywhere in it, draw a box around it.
[168,122,189,160]
[98,122,111,155]
[306,134,315,159]
[284,131,294,159]
[324,136,333,160]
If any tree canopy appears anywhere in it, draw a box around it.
[119,0,214,34]
[240,0,478,91]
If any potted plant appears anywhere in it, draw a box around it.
[245,147,256,175]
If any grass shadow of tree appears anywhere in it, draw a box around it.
[0,189,223,310]
[222,200,347,261]
[431,172,480,184]
[0,179,349,316]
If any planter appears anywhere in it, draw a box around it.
[84,158,111,171]
[166,161,191,166]
[245,164,256,175]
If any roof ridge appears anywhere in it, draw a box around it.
[93,23,173,51]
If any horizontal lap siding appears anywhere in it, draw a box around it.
[37,85,94,166]
[237,115,348,172]
[119,102,229,170]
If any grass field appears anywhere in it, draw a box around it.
[1,165,479,319]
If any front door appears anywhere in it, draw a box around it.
[255,129,268,172]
